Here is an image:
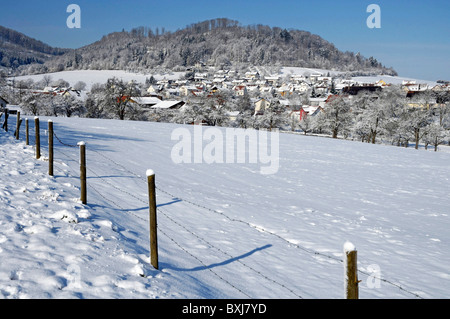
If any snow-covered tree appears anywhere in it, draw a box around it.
[257,100,288,131]
[233,91,254,128]
[298,113,313,135]
[423,123,447,152]
[73,81,87,91]
[85,83,107,118]
[60,95,85,117]
[20,91,42,115]
[351,86,406,144]
[103,77,141,120]
[404,107,433,149]
[321,95,352,138]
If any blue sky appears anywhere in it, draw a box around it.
[2,0,449,81]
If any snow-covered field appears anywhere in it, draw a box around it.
[12,70,184,91]
[1,115,449,299]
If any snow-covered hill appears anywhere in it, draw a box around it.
[1,116,449,299]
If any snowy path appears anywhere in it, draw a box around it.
[1,116,449,299]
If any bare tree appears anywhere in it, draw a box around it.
[322,95,352,138]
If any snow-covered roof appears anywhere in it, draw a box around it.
[131,97,161,105]
[151,101,184,109]
[4,104,21,111]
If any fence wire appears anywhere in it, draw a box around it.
[4,118,425,299]
[82,137,424,299]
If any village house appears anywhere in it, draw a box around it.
[174,79,188,87]
[221,81,234,90]
[151,100,185,110]
[309,73,323,83]
[246,83,259,93]
[61,88,82,98]
[375,80,389,87]
[156,79,171,88]
[233,85,247,96]
[264,76,280,86]
[244,71,260,81]
[301,105,323,120]
[194,73,208,82]
[131,96,162,108]
[212,76,226,85]
[309,96,328,108]
[259,85,274,95]
[232,79,245,86]
[314,82,329,95]
[254,98,271,115]
[290,74,307,84]
[277,84,291,97]
[164,88,180,98]
[213,70,228,78]
[279,99,302,111]
[227,110,240,122]
[179,85,205,97]
[402,82,428,93]
[342,84,381,95]
[318,76,332,84]
[147,85,163,95]
[431,84,449,92]
[255,79,268,86]
[292,82,310,94]
[289,105,323,123]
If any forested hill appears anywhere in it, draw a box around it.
[41,18,396,75]
[0,25,70,71]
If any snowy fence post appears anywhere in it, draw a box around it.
[48,120,54,176]
[15,111,21,140]
[78,141,87,205]
[35,117,40,159]
[344,241,359,299]
[147,169,159,270]
[25,118,29,145]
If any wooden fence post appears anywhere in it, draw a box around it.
[48,120,54,176]
[15,111,21,140]
[147,169,159,270]
[344,241,359,299]
[3,109,8,132]
[25,118,29,145]
[35,117,40,159]
[78,142,87,205]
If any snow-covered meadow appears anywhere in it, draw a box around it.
[0,115,449,299]
[11,70,184,92]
